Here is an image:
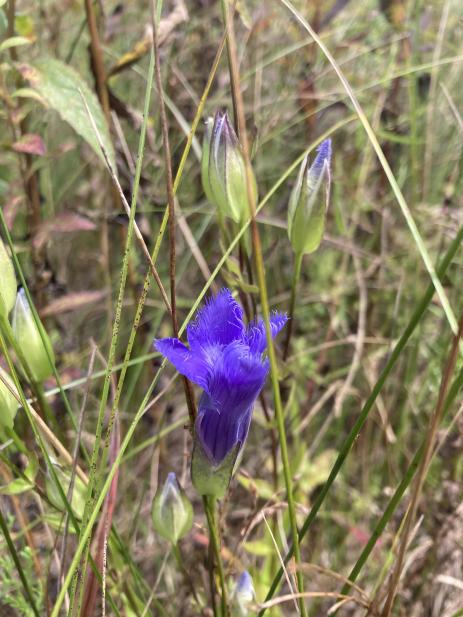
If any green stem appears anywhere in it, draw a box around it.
[203,496,228,617]
[283,250,304,361]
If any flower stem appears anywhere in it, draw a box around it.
[283,251,304,361]
[203,496,228,616]
[220,3,307,615]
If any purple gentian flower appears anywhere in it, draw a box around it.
[155,289,287,467]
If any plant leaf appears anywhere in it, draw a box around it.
[18,58,115,168]
[0,36,31,52]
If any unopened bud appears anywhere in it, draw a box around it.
[0,236,17,318]
[232,571,255,616]
[0,368,19,433]
[12,289,55,383]
[201,110,257,224]
[287,139,332,255]
[152,472,193,544]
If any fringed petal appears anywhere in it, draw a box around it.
[244,312,288,354]
[154,338,209,389]
[187,288,245,350]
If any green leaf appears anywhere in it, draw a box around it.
[0,36,31,52]
[18,58,115,168]
[243,539,273,557]
[0,454,38,495]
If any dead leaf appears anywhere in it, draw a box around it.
[33,212,97,251]
[40,290,107,317]
[12,133,46,156]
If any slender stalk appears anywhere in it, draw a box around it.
[151,0,197,425]
[172,544,203,610]
[283,251,303,361]
[203,496,228,617]
[221,3,307,615]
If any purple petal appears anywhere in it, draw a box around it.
[310,139,332,179]
[244,312,288,354]
[195,341,268,465]
[154,337,209,389]
[187,289,245,350]
[196,396,253,466]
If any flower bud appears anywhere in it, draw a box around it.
[0,236,17,318]
[0,368,19,432]
[191,436,240,499]
[287,139,332,256]
[201,110,257,224]
[45,458,86,519]
[12,288,55,383]
[232,571,255,616]
[152,472,193,544]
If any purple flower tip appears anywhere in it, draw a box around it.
[154,289,287,466]
[310,138,332,178]
[236,571,253,593]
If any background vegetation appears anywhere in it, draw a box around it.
[0,0,462,615]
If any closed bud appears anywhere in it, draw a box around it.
[201,110,257,224]
[45,459,86,519]
[12,289,55,383]
[0,369,19,433]
[0,236,17,318]
[152,472,193,544]
[232,571,255,617]
[287,139,332,256]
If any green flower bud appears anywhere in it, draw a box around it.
[287,139,332,256]
[45,459,86,519]
[12,289,55,383]
[152,472,193,544]
[232,571,255,617]
[0,368,19,433]
[201,110,257,224]
[0,236,17,318]
[191,437,241,499]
